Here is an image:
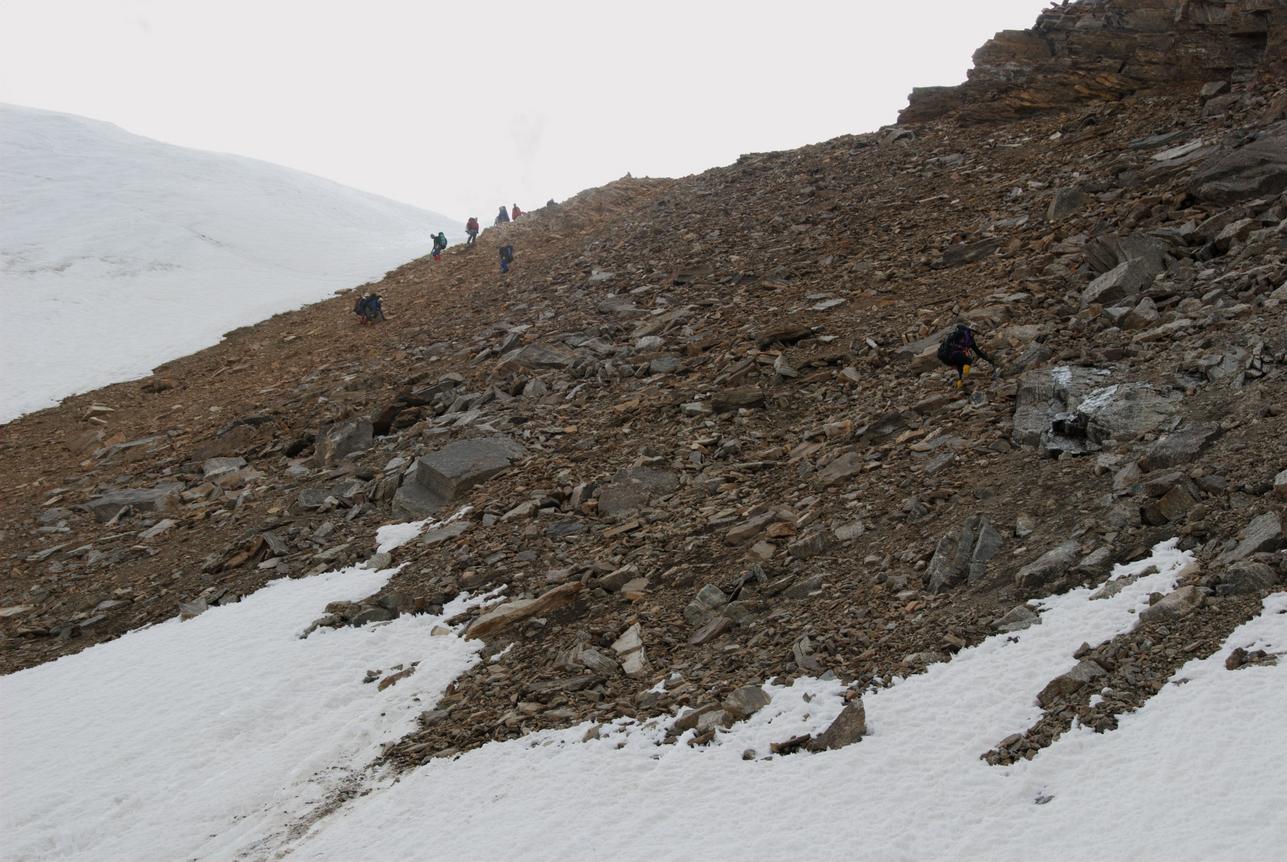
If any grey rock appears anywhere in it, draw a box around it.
[1142,483,1198,525]
[725,511,789,545]
[611,623,648,677]
[86,484,183,523]
[138,518,177,540]
[1121,297,1159,331]
[684,584,729,625]
[993,604,1041,633]
[817,452,864,486]
[723,685,771,720]
[936,237,1001,268]
[597,483,650,518]
[393,436,524,517]
[1046,187,1086,221]
[351,606,396,625]
[1077,383,1178,446]
[649,356,682,375]
[1190,127,1287,204]
[688,616,732,645]
[788,530,830,561]
[1011,366,1110,449]
[1215,562,1279,596]
[178,598,208,620]
[1199,80,1230,100]
[597,467,679,518]
[364,552,394,570]
[1221,512,1283,563]
[314,420,374,466]
[202,456,247,479]
[783,575,825,599]
[1014,540,1081,593]
[1076,547,1115,579]
[497,342,577,369]
[1141,423,1222,472]
[861,412,910,443]
[1082,232,1170,277]
[1002,342,1054,378]
[420,520,471,546]
[1081,258,1158,308]
[833,520,865,542]
[1140,585,1205,624]
[926,515,1003,593]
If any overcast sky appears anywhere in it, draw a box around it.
[0,0,1052,221]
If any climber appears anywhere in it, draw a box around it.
[936,323,994,389]
[431,231,448,262]
[499,244,515,274]
[511,203,523,221]
[354,292,385,324]
[465,216,479,245]
[495,206,510,226]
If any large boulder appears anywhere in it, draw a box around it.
[1220,512,1284,563]
[1081,257,1159,308]
[925,515,1003,593]
[1140,422,1222,472]
[1011,366,1111,449]
[1075,383,1179,447]
[1014,540,1081,594]
[85,484,183,522]
[1190,127,1287,205]
[314,420,374,466]
[1014,369,1177,457]
[393,436,524,517]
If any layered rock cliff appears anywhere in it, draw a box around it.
[902,0,1287,124]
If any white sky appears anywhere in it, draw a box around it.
[0,0,1053,221]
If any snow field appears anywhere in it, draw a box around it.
[1,532,1284,862]
[0,564,484,862]
[286,541,1287,862]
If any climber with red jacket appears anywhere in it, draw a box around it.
[511,203,523,221]
[465,217,479,245]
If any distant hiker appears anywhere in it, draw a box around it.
[354,292,385,324]
[431,231,448,261]
[499,244,515,274]
[465,217,479,245]
[495,206,510,226]
[511,203,523,221]
[936,323,994,389]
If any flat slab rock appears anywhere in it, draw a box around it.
[85,484,184,522]
[393,436,524,517]
[466,582,583,640]
[1141,422,1222,472]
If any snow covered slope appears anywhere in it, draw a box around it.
[2,527,1283,861]
[0,104,455,422]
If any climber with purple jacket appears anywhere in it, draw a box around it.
[936,323,994,389]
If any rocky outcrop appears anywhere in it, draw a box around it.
[901,0,1287,125]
